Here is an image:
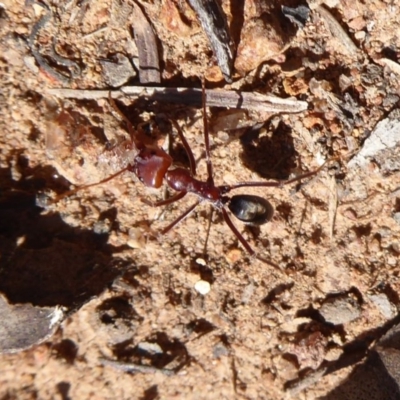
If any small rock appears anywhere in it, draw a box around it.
[369,294,396,319]
[0,294,64,354]
[127,227,145,249]
[282,5,310,28]
[195,258,206,266]
[100,53,136,88]
[348,112,400,169]
[212,343,229,358]
[194,280,211,295]
[137,341,163,355]
[393,212,400,225]
[24,55,39,73]
[319,294,361,325]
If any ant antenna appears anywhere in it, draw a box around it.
[201,78,214,185]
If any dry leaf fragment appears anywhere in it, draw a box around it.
[131,2,161,84]
[187,0,234,82]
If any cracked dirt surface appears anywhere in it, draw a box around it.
[1,0,400,399]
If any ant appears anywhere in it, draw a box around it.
[52,81,331,268]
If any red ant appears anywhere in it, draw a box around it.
[52,81,330,268]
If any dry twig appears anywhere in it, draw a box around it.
[46,86,308,114]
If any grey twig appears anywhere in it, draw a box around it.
[46,86,308,114]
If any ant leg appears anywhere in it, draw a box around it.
[254,254,281,270]
[221,208,254,254]
[221,208,281,269]
[282,162,332,185]
[160,200,201,234]
[170,120,196,176]
[202,207,214,258]
[201,78,214,185]
[221,158,336,193]
[142,191,186,207]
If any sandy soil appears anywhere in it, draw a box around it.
[1,0,400,399]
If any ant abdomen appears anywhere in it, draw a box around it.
[228,194,274,226]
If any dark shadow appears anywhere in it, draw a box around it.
[189,259,215,284]
[295,304,324,322]
[186,318,216,337]
[165,284,192,308]
[52,339,79,364]
[111,331,189,373]
[284,313,400,398]
[0,165,127,309]
[323,350,400,400]
[229,0,245,50]
[140,385,159,400]
[56,382,72,400]
[96,296,142,326]
[239,120,297,179]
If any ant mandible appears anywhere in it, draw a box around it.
[54,80,330,268]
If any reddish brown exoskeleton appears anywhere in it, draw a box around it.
[52,82,330,268]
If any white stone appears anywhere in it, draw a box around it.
[194,280,211,295]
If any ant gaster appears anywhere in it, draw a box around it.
[54,81,329,268]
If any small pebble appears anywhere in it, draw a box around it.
[194,280,211,295]
[369,294,396,319]
[137,341,163,355]
[354,31,366,41]
[100,53,136,88]
[24,55,39,73]
[319,294,361,325]
[127,228,145,249]
[195,258,206,266]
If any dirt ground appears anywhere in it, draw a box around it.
[1,0,400,399]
